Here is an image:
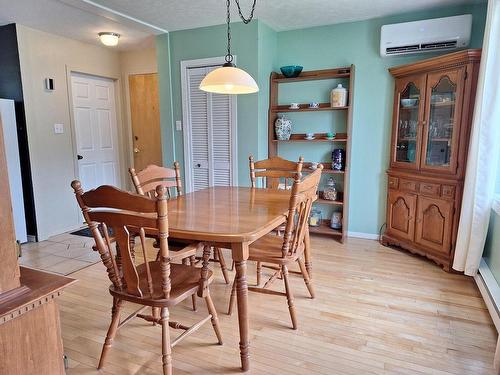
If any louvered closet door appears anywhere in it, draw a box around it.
[186,66,235,191]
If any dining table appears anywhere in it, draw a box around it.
[164,186,311,371]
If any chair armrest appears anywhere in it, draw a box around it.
[169,242,200,261]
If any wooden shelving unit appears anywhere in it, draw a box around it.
[268,66,355,243]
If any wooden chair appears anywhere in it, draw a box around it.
[129,164,231,285]
[245,155,304,285]
[249,155,304,190]
[72,181,223,375]
[227,166,323,329]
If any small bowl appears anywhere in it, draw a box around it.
[400,98,418,108]
[280,65,303,78]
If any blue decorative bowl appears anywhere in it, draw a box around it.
[280,65,303,78]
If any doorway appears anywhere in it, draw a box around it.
[181,58,237,192]
[70,72,121,191]
[129,73,162,171]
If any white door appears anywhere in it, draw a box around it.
[183,65,237,192]
[71,73,120,191]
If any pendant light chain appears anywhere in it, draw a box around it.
[225,0,257,65]
[235,0,257,24]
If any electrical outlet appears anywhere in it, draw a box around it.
[175,120,182,131]
[54,123,64,134]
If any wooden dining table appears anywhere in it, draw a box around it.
[165,186,303,371]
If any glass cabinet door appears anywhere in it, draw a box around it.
[421,69,464,174]
[391,76,425,169]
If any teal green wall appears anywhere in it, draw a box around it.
[156,3,486,234]
[257,22,278,161]
[158,21,260,186]
[275,3,486,234]
[484,208,500,283]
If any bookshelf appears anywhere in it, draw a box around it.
[268,66,355,242]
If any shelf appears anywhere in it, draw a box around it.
[398,137,417,141]
[431,101,455,107]
[308,220,343,236]
[272,68,351,83]
[273,133,347,143]
[429,137,451,142]
[303,162,345,175]
[271,103,348,112]
[400,106,419,110]
[316,196,344,206]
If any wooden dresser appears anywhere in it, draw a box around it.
[0,111,75,373]
[381,50,481,271]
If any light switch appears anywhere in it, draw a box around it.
[54,123,64,134]
[175,120,182,131]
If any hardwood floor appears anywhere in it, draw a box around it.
[59,237,497,374]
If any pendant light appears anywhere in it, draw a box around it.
[199,0,259,95]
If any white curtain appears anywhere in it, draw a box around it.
[453,0,500,276]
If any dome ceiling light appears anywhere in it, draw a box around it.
[98,32,121,47]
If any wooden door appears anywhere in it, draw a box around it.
[415,196,453,255]
[71,73,120,191]
[420,68,465,175]
[390,75,426,170]
[386,190,416,241]
[129,73,162,172]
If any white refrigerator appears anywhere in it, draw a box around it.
[0,98,27,243]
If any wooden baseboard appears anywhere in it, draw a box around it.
[347,231,379,240]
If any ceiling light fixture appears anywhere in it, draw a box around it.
[98,32,121,47]
[199,0,259,95]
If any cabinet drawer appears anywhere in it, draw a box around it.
[419,182,441,197]
[388,176,399,189]
[441,185,455,199]
[399,179,418,192]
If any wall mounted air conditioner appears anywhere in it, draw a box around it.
[380,14,472,57]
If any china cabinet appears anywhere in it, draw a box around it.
[382,50,481,271]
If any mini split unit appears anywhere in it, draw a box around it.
[380,14,472,57]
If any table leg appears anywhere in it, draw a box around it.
[233,243,250,372]
[304,227,312,279]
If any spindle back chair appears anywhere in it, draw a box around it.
[247,155,304,284]
[130,163,231,285]
[72,181,222,375]
[249,155,304,189]
[228,167,323,329]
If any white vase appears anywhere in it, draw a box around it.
[275,115,292,140]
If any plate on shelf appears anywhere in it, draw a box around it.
[325,137,335,141]
[304,136,315,140]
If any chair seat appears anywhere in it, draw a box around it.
[110,262,213,307]
[248,234,303,265]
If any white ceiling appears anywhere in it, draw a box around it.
[89,0,485,32]
[0,0,485,50]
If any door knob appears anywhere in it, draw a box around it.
[77,154,83,160]
[134,147,141,154]
[196,163,201,168]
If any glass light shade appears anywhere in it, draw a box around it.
[199,66,259,94]
[98,32,120,47]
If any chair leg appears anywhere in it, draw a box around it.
[189,255,197,311]
[215,247,230,284]
[298,258,315,299]
[98,298,123,369]
[227,276,237,316]
[160,308,173,375]
[256,261,262,286]
[282,265,298,330]
[205,293,223,344]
